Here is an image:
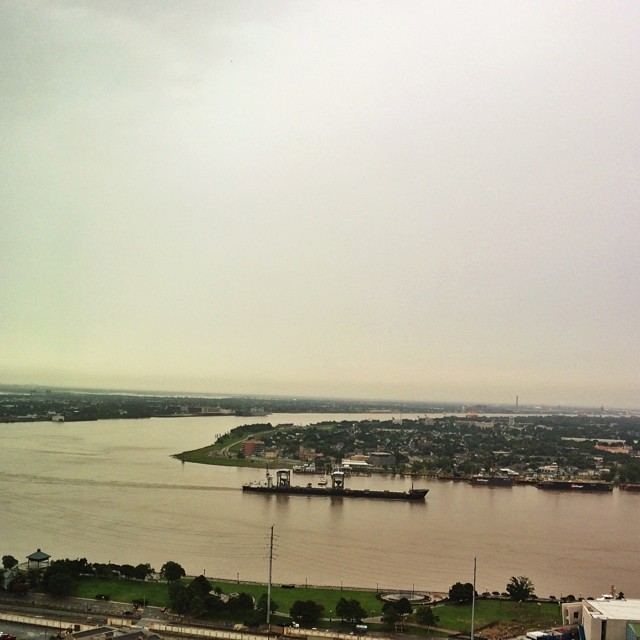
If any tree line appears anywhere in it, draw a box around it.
[3,553,575,632]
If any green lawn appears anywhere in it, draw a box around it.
[75,577,171,607]
[173,443,292,468]
[74,578,382,617]
[216,584,384,618]
[433,599,561,633]
[74,577,560,635]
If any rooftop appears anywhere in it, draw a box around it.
[585,599,640,620]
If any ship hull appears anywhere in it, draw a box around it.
[537,480,613,492]
[242,484,428,501]
[468,476,513,487]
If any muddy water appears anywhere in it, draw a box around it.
[1,415,636,598]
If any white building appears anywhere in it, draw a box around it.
[562,599,640,640]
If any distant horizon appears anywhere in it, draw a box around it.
[1,379,636,413]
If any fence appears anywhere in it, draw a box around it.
[0,612,90,632]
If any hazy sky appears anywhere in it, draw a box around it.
[2,1,639,408]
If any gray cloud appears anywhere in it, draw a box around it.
[2,1,639,407]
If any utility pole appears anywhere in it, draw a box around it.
[471,557,477,640]
[267,524,274,625]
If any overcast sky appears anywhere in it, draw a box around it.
[2,1,639,408]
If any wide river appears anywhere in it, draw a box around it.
[1,414,637,599]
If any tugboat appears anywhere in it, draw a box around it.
[242,468,428,501]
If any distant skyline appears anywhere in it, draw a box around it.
[2,1,639,409]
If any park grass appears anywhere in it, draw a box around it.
[74,577,560,634]
[74,578,382,617]
[219,584,384,618]
[433,599,561,633]
[75,577,171,607]
[174,441,291,468]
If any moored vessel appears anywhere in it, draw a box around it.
[536,479,613,492]
[242,469,428,501]
[468,474,514,487]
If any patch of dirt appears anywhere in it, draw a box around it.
[479,622,528,640]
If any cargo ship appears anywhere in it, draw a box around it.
[242,469,428,501]
[536,479,613,492]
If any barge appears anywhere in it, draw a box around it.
[242,469,428,501]
[536,479,613,492]
[468,474,514,487]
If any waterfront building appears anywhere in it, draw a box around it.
[368,451,396,467]
[242,439,265,456]
[562,599,640,640]
[340,459,372,472]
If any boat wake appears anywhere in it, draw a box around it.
[0,471,237,492]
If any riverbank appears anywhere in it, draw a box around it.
[0,577,561,636]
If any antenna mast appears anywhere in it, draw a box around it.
[471,557,477,640]
[267,525,274,625]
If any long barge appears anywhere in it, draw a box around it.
[468,474,513,487]
[536,479,613,492]
[242,469,428,501]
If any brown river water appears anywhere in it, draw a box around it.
[1,414,637,599]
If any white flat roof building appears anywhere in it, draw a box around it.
[340,460,372,468]
[562,599,640,640]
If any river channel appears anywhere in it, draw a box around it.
[1,414,637,599]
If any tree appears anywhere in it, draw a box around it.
[2,555,19,569]
[26,568,40,588]
[10,577,29,594]
[42,560,85,597]
[119,564,136,579]
[92,563,118,579]
[336,597,350,622]
[188,593,207,617]
[168,581,190,614]
[506,576,535,601]
[46,573,76,598]
[167,574,219,617]
[415,606,439,628]
[290,600,324,625]
[189,575,212,597]
[449,582,475,603]
[394,597,413,616]
[161,561,186,582]
[133,563,154,581]
[335,597,367,623]
[381,602,401,628]
[257,593,278,618]
[227,592,254,612]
